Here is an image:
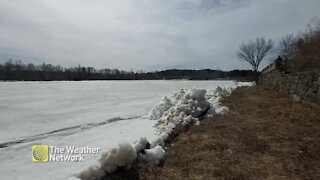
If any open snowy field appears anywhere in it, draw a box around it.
[0,80,249,180]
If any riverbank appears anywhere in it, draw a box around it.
[123,85,320,179]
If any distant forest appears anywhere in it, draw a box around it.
[0,60,255,81]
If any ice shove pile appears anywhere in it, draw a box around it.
[72,86,239,180]
[206,86,234,116]
[148,88,210,136]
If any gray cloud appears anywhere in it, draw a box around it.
[0,0,320,71]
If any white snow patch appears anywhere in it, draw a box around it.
[77,142,137,180]
[138,145,165,164]
[77,165,105,180]
[99,142,137,173]
[149,88,211,136]
[133,137,149,153]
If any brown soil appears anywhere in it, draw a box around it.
[107,86,320,180]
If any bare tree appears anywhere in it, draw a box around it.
[279,34,297,60]
[237,37,273,82]
[305,17,320,39]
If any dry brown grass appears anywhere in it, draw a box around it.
[104,86,320,180]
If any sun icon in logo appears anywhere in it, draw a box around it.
[32,145,49,162]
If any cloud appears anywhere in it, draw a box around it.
[0,0,319,71]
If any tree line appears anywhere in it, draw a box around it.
[0,60,255,81]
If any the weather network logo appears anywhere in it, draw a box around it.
[32,144,101,162]
[32,145,49,162]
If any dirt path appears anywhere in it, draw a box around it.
[132,86,320,180]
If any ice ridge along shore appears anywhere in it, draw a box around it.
[73,84,250,180]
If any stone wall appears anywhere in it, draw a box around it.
[259,64,320,105]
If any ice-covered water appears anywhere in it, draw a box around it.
[0,80,244,180]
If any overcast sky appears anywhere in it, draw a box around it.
[0,0,319,71]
